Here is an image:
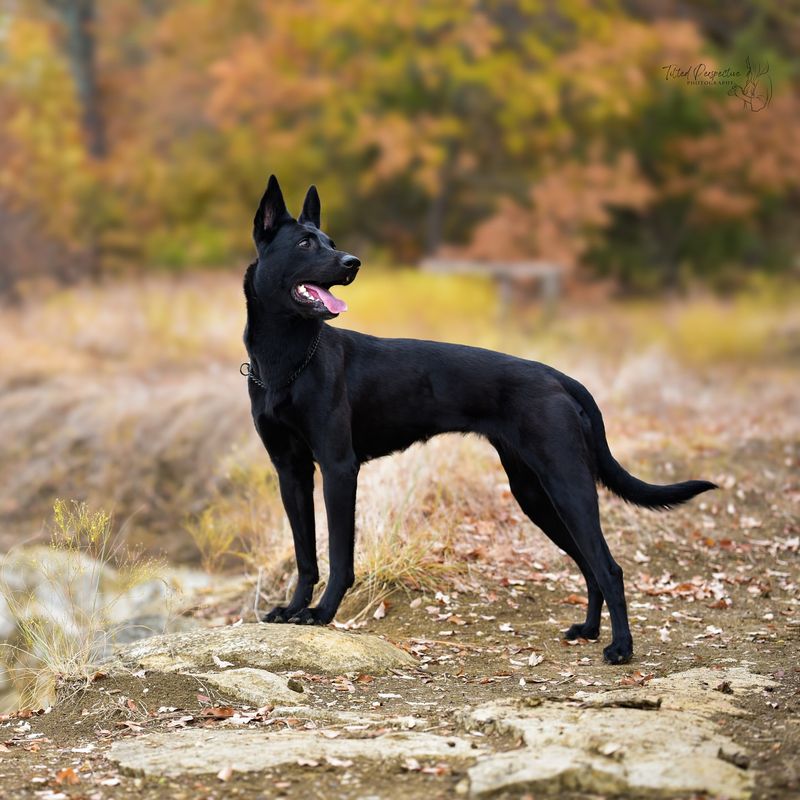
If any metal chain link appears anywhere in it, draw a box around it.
[240,328,322,391]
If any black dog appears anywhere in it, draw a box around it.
[243,175,715,664]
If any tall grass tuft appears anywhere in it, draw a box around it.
[0,500,163,710]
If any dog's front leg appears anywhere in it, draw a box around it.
[262,455,319,622]
[255,418,319,623]
[287,459,358,625]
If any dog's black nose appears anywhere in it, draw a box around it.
[341,254,361,269]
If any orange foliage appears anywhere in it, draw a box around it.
[0,2,797,286]
[466,150,653,272]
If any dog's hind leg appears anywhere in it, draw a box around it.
[506,399,632,663]
[531,454,631,662]
[495,446,603,641]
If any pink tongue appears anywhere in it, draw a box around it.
[306,284,347,313]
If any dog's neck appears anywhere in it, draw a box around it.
[245,304,323,389]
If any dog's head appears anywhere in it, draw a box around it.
[247,175,360,320]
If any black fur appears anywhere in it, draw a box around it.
[243,176,716,664]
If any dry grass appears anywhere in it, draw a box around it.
[0,500,163,709]
[185,460,287,574]
[187,434,503,619]
[1,269,798,614]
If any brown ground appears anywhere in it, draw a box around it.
[1,433,798,799]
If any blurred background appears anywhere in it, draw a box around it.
[2,0,799,289]
[0,1,798,708]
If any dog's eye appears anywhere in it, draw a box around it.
[329,240,336,249]
[297,238,311,249]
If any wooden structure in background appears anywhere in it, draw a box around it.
[420,258,564,316]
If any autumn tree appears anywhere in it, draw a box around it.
[0,0,797,290]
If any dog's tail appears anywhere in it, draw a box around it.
[558,374,717,509]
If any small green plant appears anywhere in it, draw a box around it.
[0,500,163,710]
[185,506,242,573]
[186,461,289,574]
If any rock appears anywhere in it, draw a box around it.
[188,668,306,706]
[114,623,416,675]
[468,704,751,798]
[108,728,481,777]
[268,706,384,726]
[573,667,777,717]
[0,548,215,649]
[465,667,772,799]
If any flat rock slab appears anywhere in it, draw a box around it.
[189,668,305,706]
[114,623,415,675]
[108,728,482,777]
[468,704,751,798]
[574,666,777,717]
[466,667,773,799]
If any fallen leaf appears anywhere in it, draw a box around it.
[422,763,451,776]
[499,622,514,632]
[708,597,732,609]
[325,756,353,768]
[619,671,654,687]
[217,765,234,782]
[54,768,80,785]
[201,706,235,719]
[563,594,589,606]
[373,601,387,619]
[167,716,195,728]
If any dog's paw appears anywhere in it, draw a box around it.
[563,622,600,641]
[262,606,292,623]
[602,640,633,665]
[287,607,331,626]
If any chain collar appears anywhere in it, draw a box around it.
[240,328,322,391]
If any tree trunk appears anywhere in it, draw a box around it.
[424,142,458,255]
[51,0,106,158]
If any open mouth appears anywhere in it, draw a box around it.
[292,283,348,315]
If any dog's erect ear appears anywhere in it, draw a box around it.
[253,175,291,247]
[298,185,321,228]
